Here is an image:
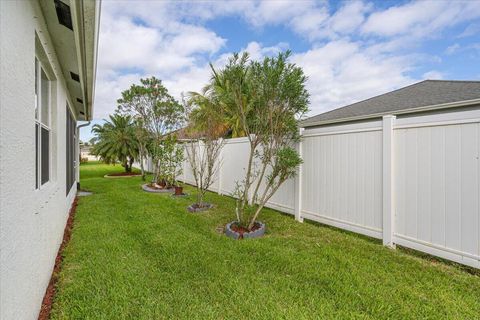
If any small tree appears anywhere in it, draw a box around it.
[210,51,309,229]
[117,77,184,184]
[185,93,225,207]
[157,135,184,188]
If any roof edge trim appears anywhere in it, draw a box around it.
[301,98,480,128]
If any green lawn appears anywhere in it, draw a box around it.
[51,162,480,319]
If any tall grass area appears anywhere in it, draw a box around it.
[51,162,480,319]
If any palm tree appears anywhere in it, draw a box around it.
[187,91,230,138]
[187,55,250,139]
[91,114,139,172]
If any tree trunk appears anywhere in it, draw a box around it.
[238,139,257,225]
[139,158,145,180]
[197,187,203,206]
[247,182,282,230]
[128,158,134,172]
[252,159,268,204]
[139,147,146,181]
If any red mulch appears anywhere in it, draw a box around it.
[148,183,173,190]
[106,172,141,177]
[230,222,261,236]
[38,197,79,320]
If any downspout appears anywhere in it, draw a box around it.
[77,121,91,129]
[76,121,91,190]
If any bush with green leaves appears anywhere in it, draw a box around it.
[156,135,184,188]
[209,51,309,229]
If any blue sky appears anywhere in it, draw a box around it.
[81,0,480,142]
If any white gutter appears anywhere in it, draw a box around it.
[70,0,88,118]
[70,0,101,121]
[301,98,480,128]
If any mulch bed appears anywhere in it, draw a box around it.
[104,172,141,177]
[141,183,174,193]
[230,222,262,235]
[187,203,214,212]
[148,183,173,190]
[38,197,79,320]
[225,221,266,239]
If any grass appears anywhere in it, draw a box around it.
[51,162,480,319]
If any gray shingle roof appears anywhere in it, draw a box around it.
[301,80,480,127]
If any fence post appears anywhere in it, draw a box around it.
[382,115,395,247]
[295,128,304,222]
[182,158,186,183]
[217,139,224,195]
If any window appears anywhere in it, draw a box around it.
[66,105,76,195]
[35,57,51,188]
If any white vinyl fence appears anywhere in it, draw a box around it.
[158,108,480,269]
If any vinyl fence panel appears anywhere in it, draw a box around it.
[393,112,480,268]
[155,108,480,268]
[300,123,383,239]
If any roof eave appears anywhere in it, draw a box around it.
[70,0,100,121]
[301,98,480,128]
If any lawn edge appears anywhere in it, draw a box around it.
[38,197,79,320]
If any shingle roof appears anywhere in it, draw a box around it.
[301,80,480,127]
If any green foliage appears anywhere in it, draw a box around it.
[117,77,184,136]
[266,147,303,187]
[91,114,139,172]
[186,92,230,138]
[156,135,184,187]
[116,76,184,183]
[208,51,309,229]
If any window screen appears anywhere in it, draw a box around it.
[35,123,39,189]
[41,127,50,185]
[35,59,51,188]
[66,106,76,194]
[41,69,49,126]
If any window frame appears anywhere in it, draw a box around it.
[35,57,52,189]
[66,105,77,195]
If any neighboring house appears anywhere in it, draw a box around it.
[80,144,99,161]
[0,1,100,319]
[299,80,480,268]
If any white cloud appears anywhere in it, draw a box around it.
[92,0,480,123]
[422,70,444,80]
[445,43,461,55]
[94,72,144,119]
[330,1,371,34]
[292,41,415,115]
[93,2,228,119]
[244,0,317,27]
[169,25,226,56]
[242,41,290,61]
[362,1,480,38]
[459,23,480,38]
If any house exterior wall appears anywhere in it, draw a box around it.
[0,1,78,319]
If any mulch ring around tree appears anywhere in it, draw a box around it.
[104,172,142,178]
[141,183,174,193]
[225,221,266,240]
[38,197,79,320]
[187,203,214,212]
[172,193,189,198]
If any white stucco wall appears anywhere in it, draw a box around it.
[0,1,78,319]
